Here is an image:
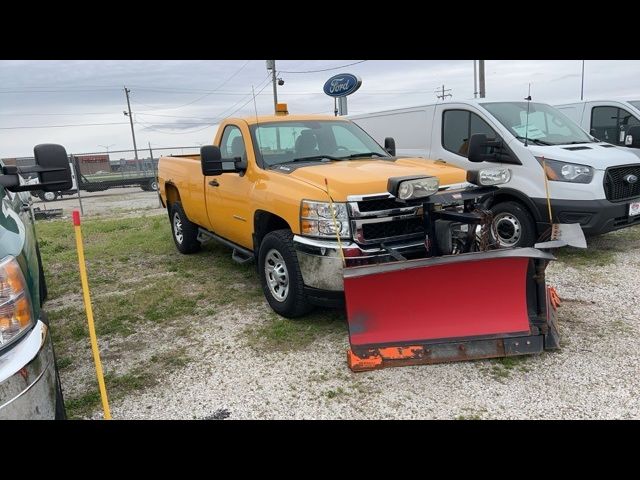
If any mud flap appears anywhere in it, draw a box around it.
[343,248,558,372]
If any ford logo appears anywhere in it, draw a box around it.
[624,174,638,184]
[323,73,362,98]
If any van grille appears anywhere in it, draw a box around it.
[604,165,640,202]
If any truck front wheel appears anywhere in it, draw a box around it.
[259,229,312,318]
[170,202,201,254]
[490,201,536,248]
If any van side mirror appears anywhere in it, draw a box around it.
[201,145,240,176]
[32,144,73,191]
[467,134,503,163]
[625,126,640,148]
[384,137,396,156]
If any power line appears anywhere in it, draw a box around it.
[0,121,129,130]
[134,76,273,135]
[131,60,252,111]
[278,60,366,74]
[0,111,118,116]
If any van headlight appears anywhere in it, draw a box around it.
[0,256,34,350]
[537,158,593,184]
[467,167,511,186]
[387,176,440,201]
[300,200,350,239]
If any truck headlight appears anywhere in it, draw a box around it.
[300,200,350,239]
[0,256,34,350]
[387,176,439,201]
[467,167,511,186]
[537,158,593,184]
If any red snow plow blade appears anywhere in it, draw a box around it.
[344,248,560,372]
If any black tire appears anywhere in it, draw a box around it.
[35,242,48,305]
[258,229,312,318]
[41,191,58,202]
[490,201,536,248]
[170,201,201,254]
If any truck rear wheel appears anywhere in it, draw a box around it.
[490,201,536,248]
[170,201,201,254]
[259,229,312,318]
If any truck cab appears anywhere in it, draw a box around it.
[555,100,640,158]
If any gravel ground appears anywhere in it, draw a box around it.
[33,187,164,217]
[106,228,640,420]
[41,189,640,419]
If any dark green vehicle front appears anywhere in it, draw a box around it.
[0,145,71,419]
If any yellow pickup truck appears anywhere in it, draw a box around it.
[158,108,508,317]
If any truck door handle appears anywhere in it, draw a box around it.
[208,180,219,187]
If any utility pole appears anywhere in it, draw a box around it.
[123,86,140,172]
[478,60,486,98]
[266,60,278,113]
[580,60,585,101]
[473,60,478,98]
[435,85,452,101]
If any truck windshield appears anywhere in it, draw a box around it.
[629,101,640,111]
[482,102,594,146]
[250,120,389,167]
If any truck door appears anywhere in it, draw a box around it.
[206,124,254,249]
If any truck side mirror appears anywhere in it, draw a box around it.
[384,137,396,156]
[625,126,640,148]
[33,144,73,191]
[467,134,502,163]
[201,145,238,176]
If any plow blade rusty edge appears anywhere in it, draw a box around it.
[343,248,559,371]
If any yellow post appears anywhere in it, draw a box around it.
[72,210,111,420]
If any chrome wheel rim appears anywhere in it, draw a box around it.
[264,249,289,302]
[173,212,183,244]
[493,213,521,246]
[43,191,56,201]
[151,181,158,190]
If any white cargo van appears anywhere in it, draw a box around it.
[351,100,640,247]
[555,100,640,158]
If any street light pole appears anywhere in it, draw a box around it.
[266,60,278,113]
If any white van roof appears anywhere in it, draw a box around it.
[348,99,555,119]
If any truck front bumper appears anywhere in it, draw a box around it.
[0,320,59,420]
[293,235,425,293]
[531,197,640,235]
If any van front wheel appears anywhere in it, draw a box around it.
[490,201,536,248]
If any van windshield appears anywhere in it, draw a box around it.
[629,101,640,111]
[482,102,594,146]
[250,120,388,167]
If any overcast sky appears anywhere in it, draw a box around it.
[1,60,639,158]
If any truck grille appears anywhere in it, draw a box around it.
[350,194,424,245]
[604,165,640,202]
[356,198,400,212]
[362,218,424,240]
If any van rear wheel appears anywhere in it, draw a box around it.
[490,201,536,248]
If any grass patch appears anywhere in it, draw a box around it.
[244,309,346,352]
[37,214,269,417]
[325,387,346,399]
[555,247,616,268]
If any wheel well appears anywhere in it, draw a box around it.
[485,191,541,224]
[254,210,291,251]
[165,183,180,209]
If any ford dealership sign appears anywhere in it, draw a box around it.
[323,73,362,97]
